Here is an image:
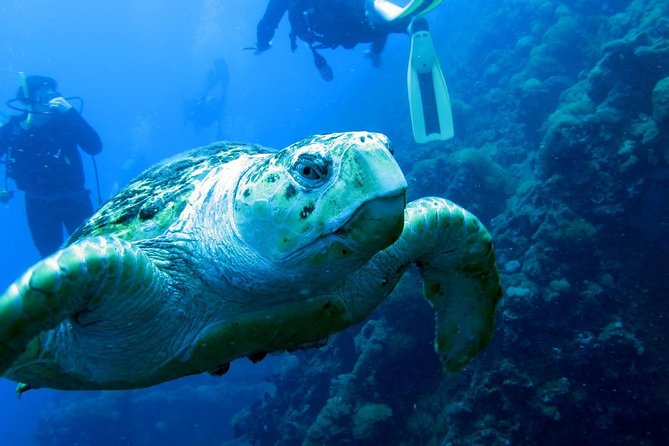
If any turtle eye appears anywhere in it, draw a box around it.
[292,154,330,187]
[299,164,319,180]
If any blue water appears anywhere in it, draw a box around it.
[2,0,668,445]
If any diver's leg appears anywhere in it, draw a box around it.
[25,195,63,258]
[62,191,94,236]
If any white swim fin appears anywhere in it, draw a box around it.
[407,17,454,143]
[369,0,443,23]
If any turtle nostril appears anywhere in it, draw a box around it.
[359,135,366,143]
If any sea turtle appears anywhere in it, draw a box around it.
[0,132,501,393]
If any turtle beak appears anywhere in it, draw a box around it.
[334,192,406,255]
[324,134,407,257]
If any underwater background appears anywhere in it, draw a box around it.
[1,0,668,444]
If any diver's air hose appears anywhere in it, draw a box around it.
[90,155,103,207]
[18,71,33,127]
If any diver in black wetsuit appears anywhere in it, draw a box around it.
[251,0,414,81]
[0,74,103,257]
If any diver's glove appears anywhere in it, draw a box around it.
[48,96,73,113]
[256,40,271,52]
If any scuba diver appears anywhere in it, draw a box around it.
[250,0,453,143]
[183,58,229,139]
[250,0,443,81]
[0,74,103,257]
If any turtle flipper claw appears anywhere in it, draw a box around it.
[15,382,32,398]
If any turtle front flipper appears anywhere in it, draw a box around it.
[0,237,158,375]
[386,197,502,371]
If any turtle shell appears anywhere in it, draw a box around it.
[68,141,270,244]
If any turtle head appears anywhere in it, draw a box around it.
[233,132,407,272]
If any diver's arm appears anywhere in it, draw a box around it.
[371,34,389,55]
[256,0,291,51]
[65,109,102,156]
